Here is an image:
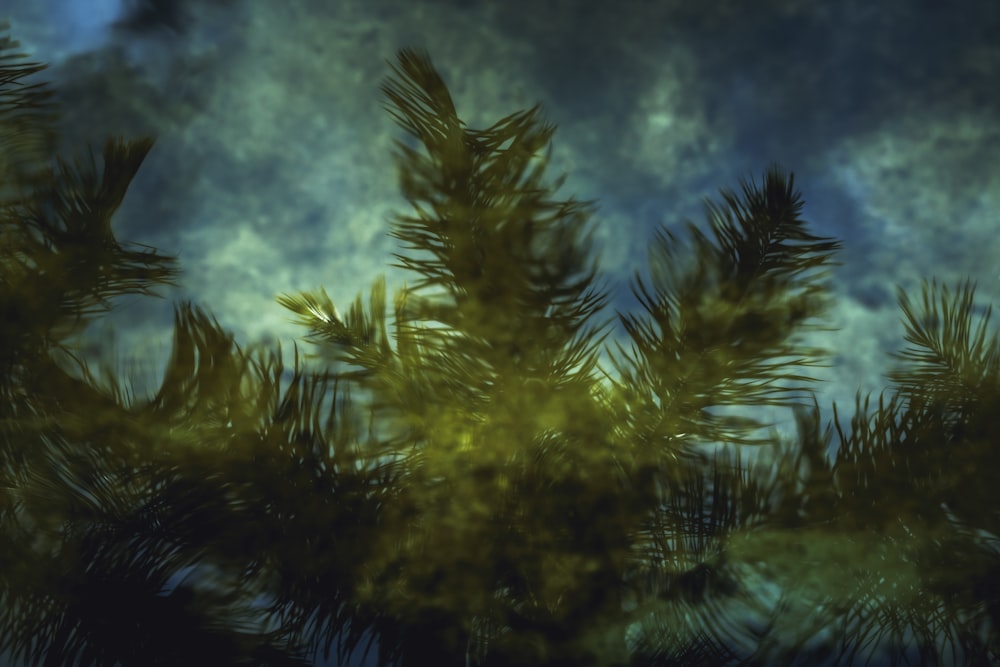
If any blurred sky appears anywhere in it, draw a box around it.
[6,0,998,429]
[11,0,121,55]
[2,0,999,664]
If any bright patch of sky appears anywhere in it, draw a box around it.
[56,0,121,52]
[4,0,122,61]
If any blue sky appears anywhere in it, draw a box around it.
[3,1,999,665]
[7,0,121,57]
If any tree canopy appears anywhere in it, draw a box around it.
[1,34,998,667]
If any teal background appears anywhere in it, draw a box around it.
[6,0,999,437]
[2,0,999,664]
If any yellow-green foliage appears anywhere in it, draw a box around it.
[2,35,1000,667]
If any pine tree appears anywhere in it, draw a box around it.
[1,31,998,667]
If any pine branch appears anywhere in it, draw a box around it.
[610,168,841,449]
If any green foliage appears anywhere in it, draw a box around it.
[0,24,59,198]
[1,36,999,667]
[610,169,840,449]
